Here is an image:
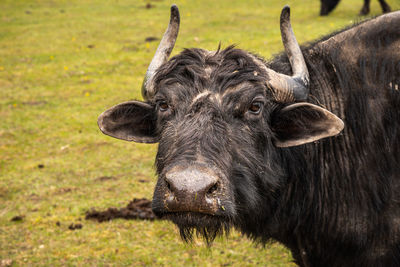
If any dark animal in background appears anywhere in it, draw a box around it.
[98,5,400,267]
[320,0,391,15]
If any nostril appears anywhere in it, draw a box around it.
[207,182,219,195]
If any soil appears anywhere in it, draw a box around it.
[68,223,83,230]
[95,176,117,182]
[10,215,24,222]
[145,3,154,9]
[85,198,158,222]
[145,36,159,42]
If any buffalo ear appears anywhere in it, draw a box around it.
[97,101,158,143]
[271,103,344,147]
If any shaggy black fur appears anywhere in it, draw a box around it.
[320,0,391,16]
[263,16,400,266]
[96,11,400,267]
[165,212,231,245]
[143,13,400,266]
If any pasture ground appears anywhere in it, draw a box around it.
[1,0,399,266]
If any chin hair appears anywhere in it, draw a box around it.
[164,212,232,245]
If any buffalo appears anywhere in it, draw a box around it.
[98,5,400,267]
[320,0,391,15]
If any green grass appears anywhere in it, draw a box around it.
[1,0,399,265]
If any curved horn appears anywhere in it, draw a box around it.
[266,6,309,102]
[141,5,180,100]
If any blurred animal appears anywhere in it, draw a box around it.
[98,5,400,267]
[320,0,391,15]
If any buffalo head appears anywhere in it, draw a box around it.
[97,5,344,243]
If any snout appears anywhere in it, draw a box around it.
[153,164,230,216]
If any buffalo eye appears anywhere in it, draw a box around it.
[158,100,169,112]
[248,101,263,115]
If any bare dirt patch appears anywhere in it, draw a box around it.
[95,176,117,182]
[145,3,154,9]
[68,223,83,230]
[10,215,25,222]
[145,36,159,42]
[85,198,158,222]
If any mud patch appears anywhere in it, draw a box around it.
[145,36,159,42]
[145,3,154,9]
[68,223,83,230]
[85,198,158,222]
[11,215,25,222]
[95,176,117,182]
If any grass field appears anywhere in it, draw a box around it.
[1,0,399,266]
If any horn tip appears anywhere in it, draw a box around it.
[281,5,291,19]
[170,4,180,24]
[170,5,180,17]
